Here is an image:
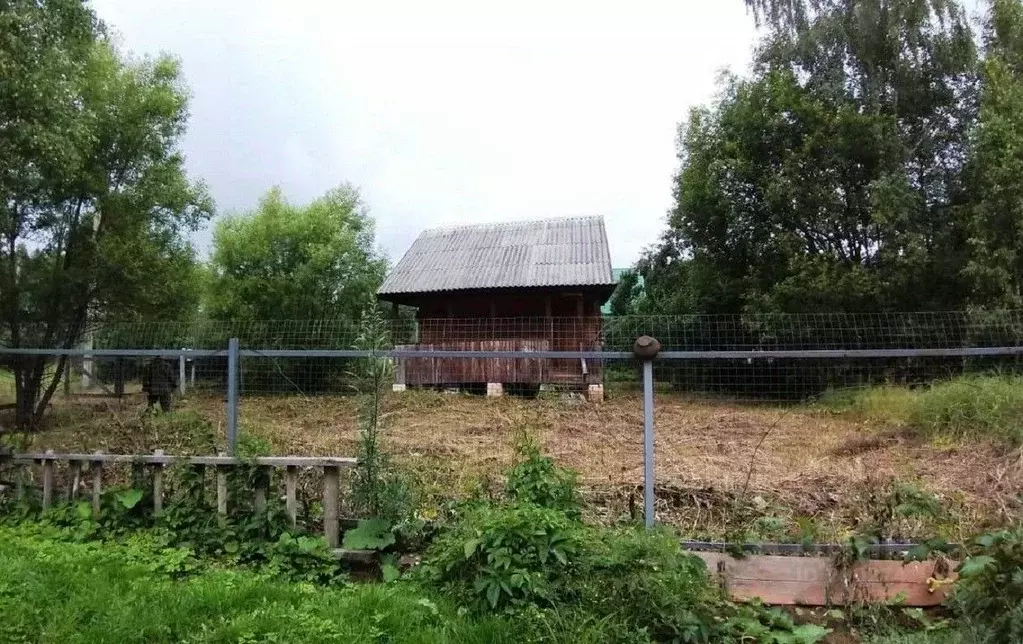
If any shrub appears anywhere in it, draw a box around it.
[909,374,1023,444]
[575,526,720,642]
[947,528,1023,643]
[422,502,584,611]
[505,439,580,518]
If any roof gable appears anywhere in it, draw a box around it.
[378,216,615,296]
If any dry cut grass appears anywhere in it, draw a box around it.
[10,388,1023,542]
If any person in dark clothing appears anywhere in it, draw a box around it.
[142,358,177,412]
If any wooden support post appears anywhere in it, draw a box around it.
[216,453,228,517]
[67,460,81,501]
[15,469,24,501]
[253,466,268,517]
[285,465,298,528]
[152,450,164,516]
[41,451,54,510]
[91,453,103,517]
[192,464,206,505]
[322,465,340,548]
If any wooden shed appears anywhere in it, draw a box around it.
[377,216,617,397]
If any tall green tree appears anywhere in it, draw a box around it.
[0,0,212,428]
[206,185,386,324]
[961,0,1023,307]
[643,0,978,314]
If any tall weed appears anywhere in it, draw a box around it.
[910,374,1023,444]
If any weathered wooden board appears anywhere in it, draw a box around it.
[696,552,956,606]
[397,338,602,386]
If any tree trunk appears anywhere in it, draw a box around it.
[13,354,68,430]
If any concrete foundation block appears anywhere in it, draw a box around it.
[392,384,407,393]
[588,384,604,403]
[487,383,504,397]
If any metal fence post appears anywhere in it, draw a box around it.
[227,338,239,453]
[642,359,655,528]
[178,352,186,395]
[633,336,662,529]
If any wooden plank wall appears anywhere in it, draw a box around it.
[696,553,956,607]
[398,340,569,386]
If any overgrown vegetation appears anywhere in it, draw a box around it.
[0,525,513,644]
[821,373,1023,445]
[421,442,830,643]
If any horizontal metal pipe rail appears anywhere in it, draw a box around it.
[2,346,1023,359]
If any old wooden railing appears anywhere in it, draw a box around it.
[2,451,357,548]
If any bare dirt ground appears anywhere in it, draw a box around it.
[11,389,1023,541]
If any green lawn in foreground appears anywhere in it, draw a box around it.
[0,526,514,644]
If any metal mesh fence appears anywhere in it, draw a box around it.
[5,314,1023,542]
[72,312,1023,401]
[4,311,1023,416]
[92,311,1023,351]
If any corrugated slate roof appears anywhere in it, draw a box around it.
[378,216,616,295]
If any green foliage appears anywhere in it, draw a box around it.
[0,525,515,643]
[817,386,918,425]
[421,445,826,642]
[962,0,1023,307]
[947,528,1023,643]
[640,0,1023,317]
[607,269,645,315]
[505,438,581,519]
[207,185,385,323]
[423,502,582,612]
[0,0,212,428]
[576,526,722,642]
[909,374,1023,444]
[264,532,345,585]
[349,306,415,526]
[343,518,397,551]
[717,602,830,643]
[821,374,1023,446]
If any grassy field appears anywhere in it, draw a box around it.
[0,525,518,644]
[10,375,1023,543]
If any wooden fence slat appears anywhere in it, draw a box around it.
[216,454,228,517]
[91,453,103,517]
[41,451,54,510]
[323,466,340,548]
[253,466,268,516]
[152,450,164,516]
[285,465,298,527]
[67,460,81,501]
[8,453,355,468]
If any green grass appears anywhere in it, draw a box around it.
[864,631,965,644]
[910,374,1023,444]
[819,374,1023,445]
[817,385,918,426]
[0,368,14,403]
[0,526,515,644]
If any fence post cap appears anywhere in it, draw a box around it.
[633,336,662,359]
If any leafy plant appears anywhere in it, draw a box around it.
[265,532,345,585]
[948,528,1023,643]
[342,518,396,551]
[348,306,414,525]
[422,502,582,611]
[505,437,581,519]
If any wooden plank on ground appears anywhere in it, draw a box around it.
[696,553,955,607]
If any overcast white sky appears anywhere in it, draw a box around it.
[89,0,759,267]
